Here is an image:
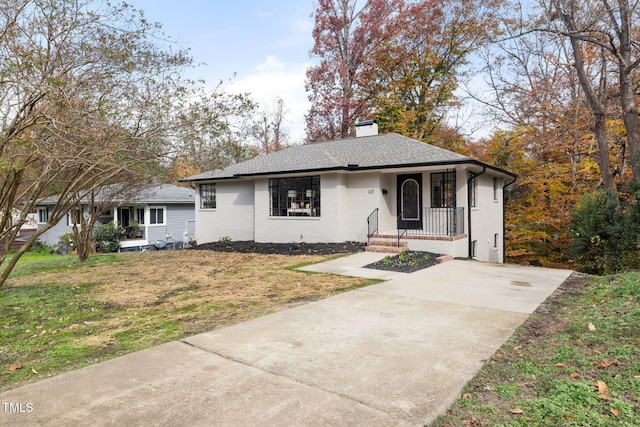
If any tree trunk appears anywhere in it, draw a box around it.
[560,10,617,190]
[619,72,640,180]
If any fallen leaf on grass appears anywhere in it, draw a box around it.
[8,363,23,372]
[510,408,525,414]
[596,359,622,369]
[555,363,567,367]
[588,322,596,331]
[596,380,607,394]
[462,393,472,399]
[31,367,39,374]
[598,394,613,401]
[611,408,621,417]
[569,373,581,379]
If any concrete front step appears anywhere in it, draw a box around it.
[1,227,37,251]
[365,238,408,254]
[365,245,408,254]
[368,239,408,248]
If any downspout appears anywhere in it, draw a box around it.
[502,176,517,263]
[467,166,486,259]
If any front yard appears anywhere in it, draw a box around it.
[0,250,374,392]
[430,272,640,426]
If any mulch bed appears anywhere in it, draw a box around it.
[364,251,442,273]
[190,240,366,255]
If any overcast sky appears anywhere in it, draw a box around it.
[129,0,316,142]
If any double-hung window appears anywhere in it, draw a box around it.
[136,208,145,225]
[200,184,216,209]
[38,207,49,224]
[67,208,82,226]
[149,207,165,225]
[431,171,456,208]
[270,176,320,217]
[470,177,478,208]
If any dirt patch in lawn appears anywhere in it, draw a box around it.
[2,250,374,391]
[6,251,368,315]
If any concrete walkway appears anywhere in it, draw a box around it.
[0,256,573,427]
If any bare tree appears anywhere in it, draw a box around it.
[250,98,289,154]
[0,0,193,288]
[170,80,257,174]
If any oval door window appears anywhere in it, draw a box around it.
[401,179,419,220]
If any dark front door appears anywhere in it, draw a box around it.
[397,173,423,230]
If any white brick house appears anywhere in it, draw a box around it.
[182,125,515,262]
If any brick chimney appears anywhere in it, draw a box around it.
[355,120,378,137]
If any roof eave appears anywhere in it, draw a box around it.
[180,159,516,183]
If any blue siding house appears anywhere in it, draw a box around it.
[35,184,196,251]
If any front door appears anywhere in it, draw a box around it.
[397,174,423,230]
[117,207,132,227]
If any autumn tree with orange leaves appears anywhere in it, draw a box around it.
[306,0,504,144]
[477,0,640,270]
[305,0,404,142]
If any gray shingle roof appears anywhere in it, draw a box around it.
[183,133,486,182]
[135,184,195,203]
[37,184,194,205]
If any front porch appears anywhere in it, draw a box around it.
[366,207,468,255]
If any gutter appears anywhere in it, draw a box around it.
[502,175,518,263]
[179,160,516,183]
[467,166,486,259]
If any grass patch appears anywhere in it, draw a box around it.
[283,253,348,271]
[5,253,120,279]
[0,250,371,392]
[429,272,640,427]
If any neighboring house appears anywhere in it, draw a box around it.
[181,122,516,263]
[0,209,37,252]
[35,184,196,251]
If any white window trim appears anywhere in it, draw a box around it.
[37,207,49,224]
[67,208,84,226]
[148,206,166,226]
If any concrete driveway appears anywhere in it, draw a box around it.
[0,256,572,427]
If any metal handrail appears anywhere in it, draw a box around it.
[367,208,379,245]
[397,211,407,247]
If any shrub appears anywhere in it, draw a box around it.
[93,222,121,253]
[57,232,76,254]
[217,236,232,248]
[569,188,640,274]
[28,239,55,254]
